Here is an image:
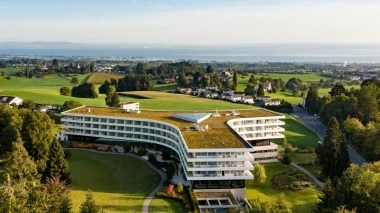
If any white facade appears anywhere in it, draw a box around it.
[61,106,285,200]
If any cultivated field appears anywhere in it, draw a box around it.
[68,149,161,213]
[0,67,25,76]
[246,163,321,213]
[119,91,254,110]
[86,73,125,84]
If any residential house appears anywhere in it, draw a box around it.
[230,94,242,102]
[263,81,272,92]
[0,96,23,106]
[350,76,361,81]
[261,98,281,106]
[241,95,254,104]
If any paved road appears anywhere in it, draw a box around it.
[292,106,367,165]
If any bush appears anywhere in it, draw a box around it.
[64,150,72,159]
[272,169,314,190]
[176,182,183,193]
[185,186,199,213]
[137,147,147,156]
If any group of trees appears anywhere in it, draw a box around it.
[316,162,380,213]
[99,74,153,93]
[71,83,98,98]
[306,78,380,161]
[0,104,74,212]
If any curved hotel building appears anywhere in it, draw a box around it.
[61,103,285,210]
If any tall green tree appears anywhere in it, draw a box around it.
[20,111,54,174]
[177,73,189,87]
[305,85,320,114]
[90,62,95,72]
[80,190,99,213]
[20,99,36,110]
[71,76,79,84]
[253,163,267,186]
[105,86,120,108]
[233,70,238,90]
[0,125,21,157]
[257,85,264,97]
[316,117,350,179]
[45,176,72,213]
[206,65,214,73]
[0,141,45,212]
[43,138,70,183]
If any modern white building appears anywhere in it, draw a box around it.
[61,103,285,210]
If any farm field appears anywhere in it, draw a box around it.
[68,149,161,213]
[119,91,254,110]
[0,67,25,76]
[246,162,321,213]
[149,197,186,213]
[86,72,125,84]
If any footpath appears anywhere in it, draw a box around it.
[291,163,324,187]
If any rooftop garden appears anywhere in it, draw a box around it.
[67,107,281,149]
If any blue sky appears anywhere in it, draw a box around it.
[1,0,380,44]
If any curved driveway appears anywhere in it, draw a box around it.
[292,106,366,165]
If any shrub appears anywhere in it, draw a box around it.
[272,169,314,190]
[137,147,147,156]
[123,145,131,153]
[176,182,183,193]
[64,150,72,159]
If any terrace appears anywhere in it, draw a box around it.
[67,106,280,149]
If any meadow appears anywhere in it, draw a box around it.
[246,163,321,213]
[68,149,161,213]
[149,197,186,213]
[86,72,125,84]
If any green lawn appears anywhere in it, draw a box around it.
[68,149,161,213]
[246,163,321,213]
[153,83,178,92]
[149,197,186,213]
[276,116,320,149]
[0,67,25,76]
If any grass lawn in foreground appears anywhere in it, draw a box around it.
[149,197,186,213]
[68,149,161,213]
[246,163,321,213]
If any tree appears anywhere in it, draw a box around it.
[71,76,79,84]
[98,80,111,94]
[90,62,95,73]
[20,111,54,174]
[136,62,148,74]
[329,85,346,97]
[176,182,183,193]
[316,162,380,213]
[177,73,189,87]
[206,65,214,73]
[305,85,320,114]
[0,125,20,157]
[253,163,267,186]
[233,70,238,90]
[248,75,256,84]
[105,86,120,108]
[285,77,303,91]
[316,117,350,179]
[0,141,45,213]
[71,83,98,98]
[60,87,71,96]
[257,85,264,97]
[244,83,257,97]
[62,100,82,111]
[80,190,99,213]
[20,98,36,110]
[45,176,72,213]
[281,155,291,166]
[43,138,70,183]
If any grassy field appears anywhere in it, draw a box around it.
[86,73,125,84]
[0,67,25,76]
[119,91,254,110]
[68,149,161,213]
[275,116,320,149]
[153,83,178,92]
[149,197,186,213]
[246,163,321,213]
